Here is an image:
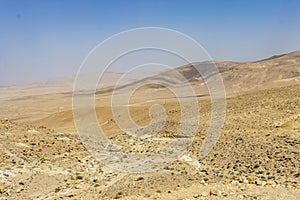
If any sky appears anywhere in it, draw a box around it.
[1,0,300,85]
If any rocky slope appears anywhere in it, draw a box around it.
[1,84,300,199]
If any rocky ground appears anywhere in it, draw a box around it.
[1,84,300,199]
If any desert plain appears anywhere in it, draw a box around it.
[0,51,300,199]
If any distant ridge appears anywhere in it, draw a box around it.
[255,53,287,62]
[95,50,300,97]
[254,50,300,62]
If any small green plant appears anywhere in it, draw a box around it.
[76,175,83,180]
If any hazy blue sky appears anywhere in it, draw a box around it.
[1,0,300,85]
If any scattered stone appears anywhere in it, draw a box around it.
[193,194,200,198]
[222,191,229,197]
[209,189,222,196]
[0,187,3,193]
[231,180,240,185]
[200,192,209,197]
[16,188,23,193]
[286,184,294,189]
[247,177,255,184]
[266,180,276,186]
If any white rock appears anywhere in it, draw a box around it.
[28,129,39,133]
[243,179,249,184]
[179,155,201,170]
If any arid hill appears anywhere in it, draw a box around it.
[0,51,300,199]
[32,51,300,133]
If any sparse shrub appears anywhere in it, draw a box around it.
[114,192,123,199]
[268,176,276,180]
[136,177,144,181]
[76,175,83,180]
[254,164,260,169]
[40,157,46,163]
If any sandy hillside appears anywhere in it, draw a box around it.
[0,51,300,199]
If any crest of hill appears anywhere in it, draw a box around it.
[106,50,300,94]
